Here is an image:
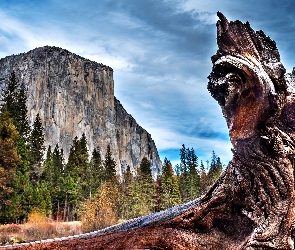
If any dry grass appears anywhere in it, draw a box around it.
[0,211,82,245]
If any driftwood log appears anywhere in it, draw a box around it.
[3,12,295,250]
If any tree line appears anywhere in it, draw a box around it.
[0,72,224,230]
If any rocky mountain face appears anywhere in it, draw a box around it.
[0,46,161,176]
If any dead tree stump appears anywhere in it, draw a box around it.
[95,12,295,250]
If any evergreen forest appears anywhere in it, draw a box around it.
[0,72,224,231]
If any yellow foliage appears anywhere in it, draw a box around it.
[80,182,119,232]
[27,210,47,225]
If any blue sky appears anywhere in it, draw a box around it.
[0,0,294,168]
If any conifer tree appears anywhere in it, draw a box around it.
[10,171,32,222]
[16,145,55,221]
[35,180,52,217]
[122,165,132,191]
[10,136,32,222]
[52,144,64,177]
[12,177,34,221]
[135,157,156,215]
[0,112,19,222]
[41,146,53,184]
[78,134,90,199]
[29,113,45,184]
[66,136,81,174]
[66,135,88,176]
[80,133,88,157]
[51,144,64,219]
[199,160,207,195]
[118,165,135,220]
[159,158,181,210]
[15,83,30,139]
[138,156,153,182]
[88,147,103,198]
[103,145,117,183]
[16,137,30,175]
[179,144,189,202]
[207,151,223,187]
[187,148,200,199]
[62,174,78,221]
[1,71,30,139]
[41,146,58,216]
[174,163,180,176]
[0,71,19,118]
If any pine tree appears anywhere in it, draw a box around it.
[207,151,223,187]
[122,165,132,191]
[179,144,189,202]
[66,135,88,176]
[80,133,88,157]
[15,83,30,139]
[199,160,207,195]
[159,158,181,210]
[41,146,53,184]
[35,180,52,217]
[66,136,81,174]
[41,146,57,215]
[78,134,90,199]
[88,147,103,199]
[136,157,156,215]
[51,144,64,219]
[1,71,30,139]
[118,165,135,220]
[16,137,30,175]
[29,113,45,184]
[62,173,78,221]
[52,144,64,177]
[187,148,200,200]
[103,145,117,183]
[174,163,180,176]
[11,145,52,221]
[0,71,19,118]
[9,136,32,223]
[10,170,32,222]
[60,136,91,219]
[12,176,34,222]
[138,156,153,182]
[0,112,20,222]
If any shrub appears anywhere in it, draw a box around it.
[23,210,50,241]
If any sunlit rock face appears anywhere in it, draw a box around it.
[0,46,161,176]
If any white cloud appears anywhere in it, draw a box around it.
[197,12,218,25]
[81,51,135,72]
[0,35,9,45]
[109,11,144,30]
[144,125,232,162]
[0,10,69,54]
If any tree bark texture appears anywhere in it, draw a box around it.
[5,12,295,250]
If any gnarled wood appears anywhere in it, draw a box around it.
[4,12,295,250]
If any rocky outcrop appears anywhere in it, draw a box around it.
[0,46,161,175]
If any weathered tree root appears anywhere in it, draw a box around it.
[3,12,295,250]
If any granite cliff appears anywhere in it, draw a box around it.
[0,46,161,175]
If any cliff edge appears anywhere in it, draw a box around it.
[0,46,162,175]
